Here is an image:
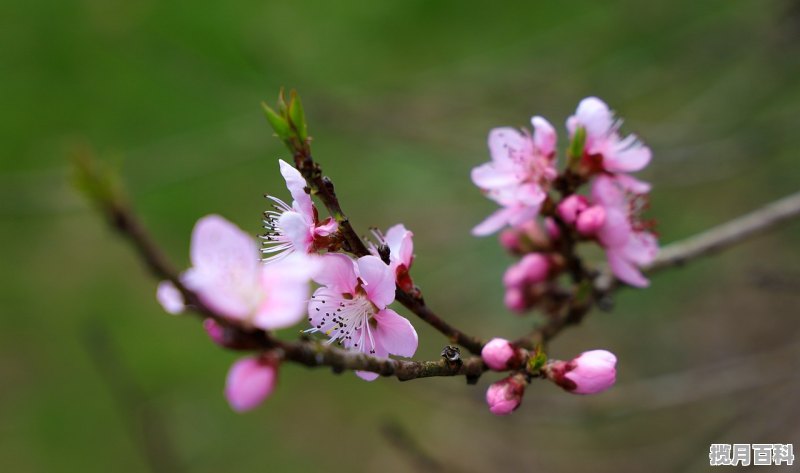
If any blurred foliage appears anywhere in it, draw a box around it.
[1,1,799,472]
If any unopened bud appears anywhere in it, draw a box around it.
[545,350,617,395]
[557,195,589,224]
[481,338,524,371]
[485,373,527,415]
[225,356,279,412]
[576,205,606,236]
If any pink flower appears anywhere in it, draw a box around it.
[156,215,315,330]
[567,97,651,175]
[472,117,558,236]
[261,160,338,262]
[368,224,415,292]
[307,254,418,381]
[592,176,658,287]
[545,350,617,395]
[503,253,550,289]
[225,356,278,412]
[481,338,522,371]
[485,374,527,415]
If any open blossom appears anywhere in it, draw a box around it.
[307,254,418,381]
[156,215,315,330]
[592,176,658,287]
[485,373,527,415]
[368,224,415,291]
[567,97,651,175]
[225,356,278,412]
[472,117,557,236]
[261,159,338,262]
[545,350,617,395]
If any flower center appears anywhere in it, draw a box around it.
[308,292,379,354]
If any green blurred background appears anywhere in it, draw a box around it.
[2,1,800,472]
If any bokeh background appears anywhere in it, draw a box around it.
[2,1,800,472]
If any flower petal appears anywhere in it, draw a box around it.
[156,280,185,315]
[312,253,358,294]
[471,163,518,190]
[531,116,557,157]
[277,210,314,253]
[357,255,396,308]
[605,135,651,173]
[488,127,526,166]
[252,254,316,330]
[608,251,649,288]
[472,207,513,236]
[374,308,418,358]
[384,224,413,268]
[572,97,614,139]
[186,215,260,318]
[279,159,313,218]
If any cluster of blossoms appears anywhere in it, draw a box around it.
[473,98,655,413]
[472,97,658,307]
[157,160,418,410]
[152,95,648,416]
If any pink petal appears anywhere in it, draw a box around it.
[355,370,381,381]
[614,174,651,194]
[278,159,313,218]
[156,280,184,315]
[488,127,526,166]
[312,253,358,294]
[472,208,513,236]
[357,255,396,309]
[277,210,314,253]
[190,215,259,280]
[224,357,278,412]
[605,135,651,173]
[620,232,659,266]
[307,287,342,328]
[313,218,339,237]
[186,215,260,318]
[608,251,649,288]
[572,97,614,139]
[591,175,625,207]
[252,254,315,330]
[384,224,414,268]
[373,309,418,358]
[471,163,518,190]
[531,116,557,156]
[599,208,633,248]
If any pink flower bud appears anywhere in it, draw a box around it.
[485,374,527,415]
[576,205,606,236]
[203,318,226,345]
[557,195,588,224]
[481,338,522,371]
[546,349,617,395]
[544,217,561,240]
[498,229,522,253]
[504,287,527,312]
[225,356,279,412]
[518,253,549,283]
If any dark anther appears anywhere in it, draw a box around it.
[440,345,462,365]
[377,244,391,265]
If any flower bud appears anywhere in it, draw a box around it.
[557,195,589,224]
[225,356,279,412]
[504,287,527,312]
[518,253,549,283]
[544,217,561,240]
[576,205,606,236]
[485,373,527,415]
[498,229,522,253]
[481,338,523,371]
[203,318,225,345]
[545,350,617,395]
